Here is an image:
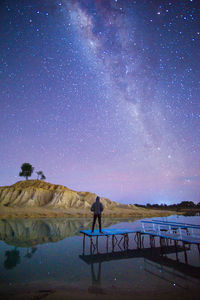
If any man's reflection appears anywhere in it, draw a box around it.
[88,262,105,295]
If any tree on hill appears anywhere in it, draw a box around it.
[36,170,46,180]
[36,171,42,180]
[41,173,46,180]
[19,163,34,180]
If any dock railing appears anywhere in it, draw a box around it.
[152,220,200,236]
[141,220,200,241]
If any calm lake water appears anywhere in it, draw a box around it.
[0,215,200,299]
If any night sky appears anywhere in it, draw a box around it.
[1,0,200,205]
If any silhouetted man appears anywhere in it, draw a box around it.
[91,196,104,233]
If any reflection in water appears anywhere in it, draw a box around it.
[24,247,37,259]
[3,247,37,270]
[88,262,105,295]
[4,247,20,270]
[0,218,133,271]
[0,216,200,297]
[80,246,200,295]
[0,218,127,247]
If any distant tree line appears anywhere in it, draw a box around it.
[19,163,46,181]
[135,201,200,210]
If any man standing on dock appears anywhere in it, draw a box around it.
[91,196,104,233]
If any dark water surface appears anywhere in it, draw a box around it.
[0,215,200,299]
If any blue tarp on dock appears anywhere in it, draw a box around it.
[80,228,140,236]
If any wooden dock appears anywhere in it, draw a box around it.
[80,221,200,264]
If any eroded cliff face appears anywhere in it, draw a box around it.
[0,218,124,247]
[0,180,136,211]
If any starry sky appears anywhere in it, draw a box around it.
[0,0,200,205]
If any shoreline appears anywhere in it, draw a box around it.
[0,206,179,219]
[1,281,200,300]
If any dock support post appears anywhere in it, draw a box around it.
[139,233,142,249]
[183,242,188,264]
[83,234,86,255]
[150,236,152,248]
[123,234,126,250]
[150,236,154,248]
[135,233,138,248]
[106,235,109,253]
[96,236,99,253]
[112,235,114,252]
[197,244,200,266]
[141,236,144,248]
[150,235,155,248]
[136,232,139,248]
[174,240,179,261]
[124,234,129,250]
[90,237,92,254]
[134,232,138,247]
[160,237,163,255]
[127,234,129,249]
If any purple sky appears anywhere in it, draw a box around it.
[1,0,200,204]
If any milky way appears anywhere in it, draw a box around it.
[0,0,200,204]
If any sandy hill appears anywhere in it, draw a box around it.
[0,180,174,218]
[0,180,132,210]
